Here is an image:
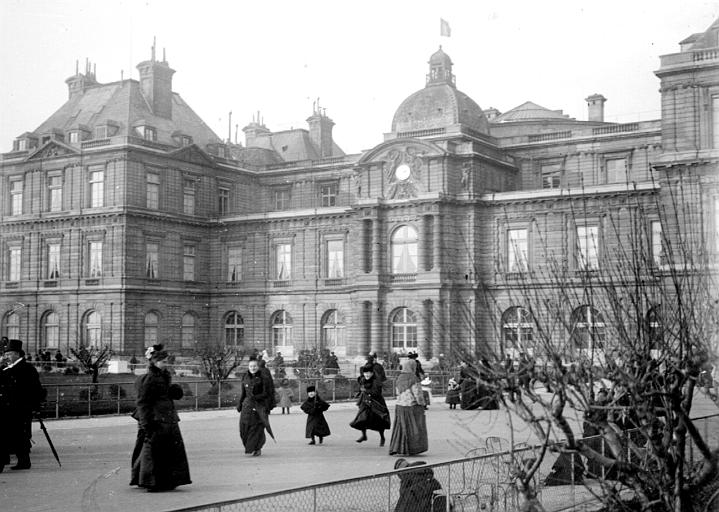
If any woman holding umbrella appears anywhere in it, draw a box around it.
[237,357,274,456]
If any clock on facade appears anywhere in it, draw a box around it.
[395,163,411,181]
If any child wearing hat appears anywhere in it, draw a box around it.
[445,378,460,409]
[300,385,331,445]
[276,379,294,414]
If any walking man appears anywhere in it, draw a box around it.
[0,339,45,471]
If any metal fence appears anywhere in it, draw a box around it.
[37,369,457,419]
[168,414,719,512]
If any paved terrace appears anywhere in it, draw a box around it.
[2,392,717,512]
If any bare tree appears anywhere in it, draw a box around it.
[441,171,719,511]
[70,345,113,384]
[197,343,245,393]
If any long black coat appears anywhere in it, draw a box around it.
[350,375,390,431]
[130,366,191,490]
[301,395,331,438]
[237,369,274,453]
[0,358,44,458]
[394,465,445,512]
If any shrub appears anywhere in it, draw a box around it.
[108,384,127,399]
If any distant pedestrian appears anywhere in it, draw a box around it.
[276,379,294,414]
[301,385,330,445]
[407,351,425,380]
[236,357,274,456]
[388,359,427,457]
[420,376,432,408]
[130,344,191,492]
[445,378,460,409]
[0,339,46,472]
[350,364,390,446]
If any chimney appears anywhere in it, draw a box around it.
[65,59,99,99]
[306,99,335,158]
[136,41,175,119]
[585,93,607,122]
[242,112,271,147]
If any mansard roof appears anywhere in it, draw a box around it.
[33,80,223,148]
[492,101,574,123]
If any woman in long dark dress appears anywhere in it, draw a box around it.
[350,364,390,446]
[388,359,428,456]
[237,357,273,456]
[130,344,191,492]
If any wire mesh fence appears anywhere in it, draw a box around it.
[168,414,719,512]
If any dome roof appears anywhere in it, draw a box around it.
[391,47,489,135]
[391,84,489,134]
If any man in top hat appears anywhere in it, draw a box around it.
[0,339,45,471]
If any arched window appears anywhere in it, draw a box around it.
[391,307,417,350]
[321,310,345,352]
[271,310,293,348]
[391,225,418,274]
[5,312,20,340]
[144,312,159,347]
[181,313,196,349]
[502,307,533,353]
[646,306,662,350]
[570,306,605,351]
[83,311,102,348]
[42,311,60,349]
[224,312,244,347]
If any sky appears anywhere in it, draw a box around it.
[1,0,718,155]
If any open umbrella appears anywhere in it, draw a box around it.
[36,417,61,467]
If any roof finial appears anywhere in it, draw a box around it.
[152,37,156,61]
[75,60,79,75]
[163,47,166,63]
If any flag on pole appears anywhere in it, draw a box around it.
[440,18,451,37]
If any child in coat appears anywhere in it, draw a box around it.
[445,378,460,409]
[276,379,294,414]
[300,385,331,445]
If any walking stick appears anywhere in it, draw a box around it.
[36,416,61,467]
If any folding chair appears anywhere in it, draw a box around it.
[431,447,489,511]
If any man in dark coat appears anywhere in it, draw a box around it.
[0,339,45,471]
[367,352,387,382]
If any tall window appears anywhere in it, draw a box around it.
[224,312,244,347]
[89,241,103,277]
[181,313,196,349]
[320,182,338,207]
[391,307,418,350]
[42,312,59,349]
[274,188,290,210]
[144,312,159,346]
[570,306,605,351]
[507,228,528,272]
[84,311,102,348]
[391,225,418,274]
[541,163,561,189]
[183,179,195,215]
[146,172,160,209]
[502,307,534,352]
[48,175,63,212]
[10,179,23,215]
[326,239,344,278]
[606,158,628,183]
[47,242,61,279]
[321,310,345,351]
[183,245,196,281]
[218,187,229,215]
[146,242,159,279]
[646,306,662,349]
[6,312,20,340]
[89,170,104,207]
[272,310,293,347]
[651,221,665,267]
[576,225,599,270]
[275,243,292,280]
[227,246,242,282]
[8,247,21,281]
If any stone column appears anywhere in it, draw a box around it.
[371,301,384,355]
[421,299,432,358]
[433,215,441,270]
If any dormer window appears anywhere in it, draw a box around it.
[182,135,192,147]
[69,131,80,143]
[12,133,38,152]
[95,126,107,139]
[136,125,157,142]
[172,131,193,147]
[94,121,118,140]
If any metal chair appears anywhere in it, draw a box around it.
[431,447,490,511]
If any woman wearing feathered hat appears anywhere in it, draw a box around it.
[388,359,428,456]
[130,344,191,492]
